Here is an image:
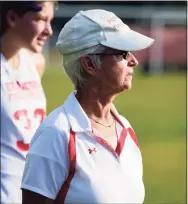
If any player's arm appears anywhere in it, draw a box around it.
[22,190,54,204]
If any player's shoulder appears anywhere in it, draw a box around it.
[19,49,44,66]
[19,48,30,59]
[20,49,44,62]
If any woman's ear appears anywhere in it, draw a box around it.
[6,10,18,29]
[80,55,97,76]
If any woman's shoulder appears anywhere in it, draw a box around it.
[118,114,133,129]
[30,105,71,150]
[42,105,71,134]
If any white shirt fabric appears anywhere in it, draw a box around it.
[21,92,145,203]
[1,49,46,204]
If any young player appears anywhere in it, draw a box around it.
[0,2,55,203]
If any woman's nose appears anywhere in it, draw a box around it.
[127,53,139,67]
[44,22,53,37]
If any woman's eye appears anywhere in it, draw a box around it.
[36,15,48,22]
[123,54,127,59]
[114,55,124,61]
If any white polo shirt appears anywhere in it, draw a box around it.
[21,92,145,203]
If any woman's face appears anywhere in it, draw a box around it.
[12,2,54,53]
[95,48,138,94]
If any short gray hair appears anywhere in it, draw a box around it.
[62,45,106,89]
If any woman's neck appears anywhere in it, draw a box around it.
[76,85,116,121]
[1,32,21,69]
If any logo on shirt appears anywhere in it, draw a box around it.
[88,147,97,154]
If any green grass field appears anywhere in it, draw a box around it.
[42,68,186,204]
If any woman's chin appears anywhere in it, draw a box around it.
[108,81,132,94]
[114,84,132,94]
[122,81,132,91]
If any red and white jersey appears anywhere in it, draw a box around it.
[21,92,145,203]
[1,49,46,203]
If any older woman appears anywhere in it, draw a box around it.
[21,9,154,204]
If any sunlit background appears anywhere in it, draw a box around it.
[42,1,186,204]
